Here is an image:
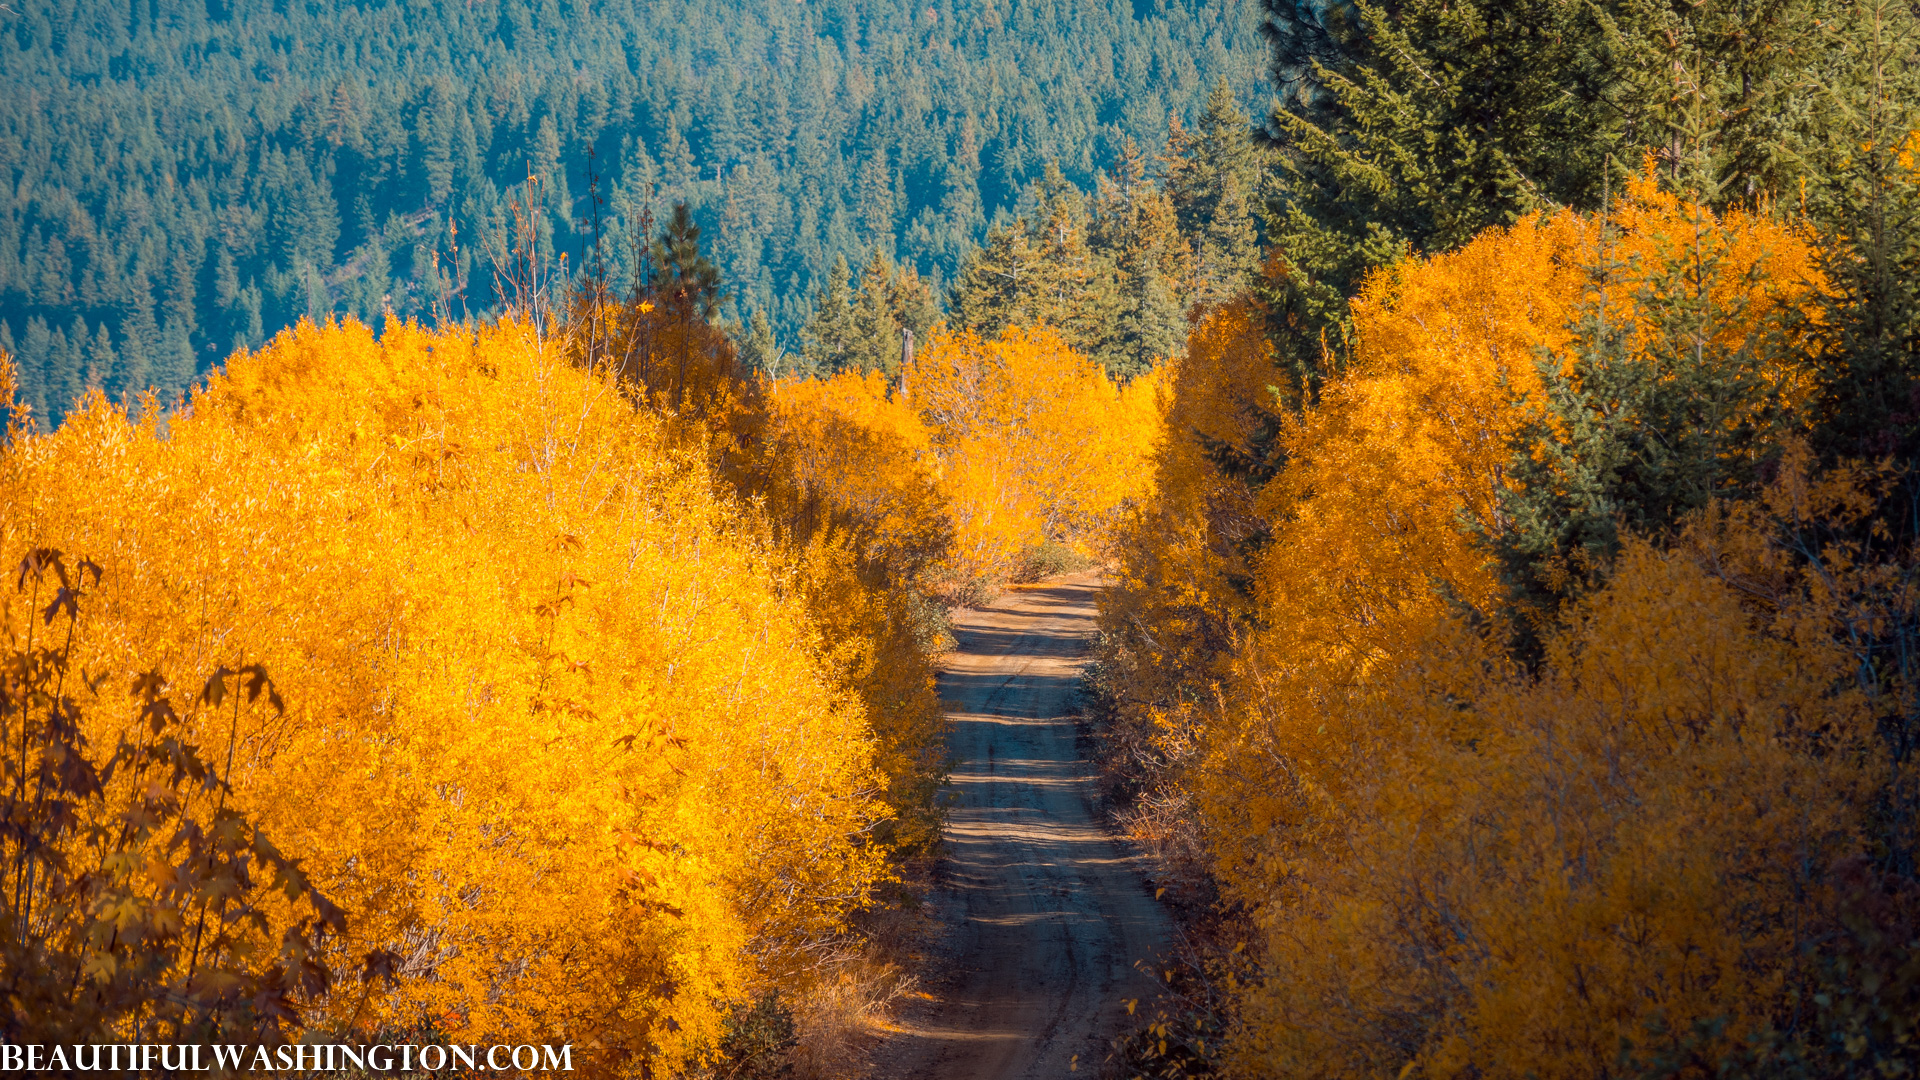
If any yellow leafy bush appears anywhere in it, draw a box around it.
[1227,454,1886,1078]
[1098,180,1895,1076]
[1186,184,1823,893]
[0,317,894,1074]
[902,325,1163,585]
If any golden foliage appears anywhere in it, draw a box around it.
[1,318,896,1073]
[1226,452,1888,1078]
[761,325,1164,596]
[903,325,1163,584]
[1095,181,1906,1077]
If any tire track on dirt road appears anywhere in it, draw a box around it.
[876,573,1172,1080]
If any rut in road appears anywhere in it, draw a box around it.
[879,573,1172,1080]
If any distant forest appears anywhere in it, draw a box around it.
[0,0,1267,421]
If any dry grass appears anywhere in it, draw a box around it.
[785,868,940,1079]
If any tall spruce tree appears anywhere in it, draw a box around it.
[1164,82,1266,307]
[1090,138,1193,380]
[849,251,905,377]
[801,255,858,377]
[951,163,1111,356]
[1028,162,1106,348]
[116,270,159,397]
[652,202,727,321]
[950,221,1045,337]
[1802,0,1920,472]
[1257,0,1829,406]
[888,264,941,349]
[84,322,113,393]
[740,309,782,379]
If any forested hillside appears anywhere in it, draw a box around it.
[0,0,1264,421]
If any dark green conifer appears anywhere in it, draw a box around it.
[1164,81,1264,306]
[117,269,159,396]
[801,254,858,377]
[740,309,782,378]
[85,322,114,392]
[951,163,1109,354]
[1483,204,1797,655]
[1801,0,1920,471]
[888,263,941,348]
[949,220,1043,339]
[1090,138,1191,379]
[652,202,726,320]
[849,252,904,377]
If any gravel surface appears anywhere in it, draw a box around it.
[873,574,1173,1080]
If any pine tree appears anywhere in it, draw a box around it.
[21,318,52,419]
[740,309,782,378]
[1090,137,1192,380]
[888,263,940,347]
[802,254,858,377]
[848,251,904,377]
[533,114,563,189]
[117,269,159,396]
[858,153,895,255]
[162,247,200,392]
[1164,81,1263,306]
[1802,0,1920,471]
[1483,206,1796,658]
[325,82,365,152]
[950,163,1108,356]
[1027,161,1105,347]
[653,203,724,311]
[85,322,114,392]
[58,316,89,411]
[949,220,1043,339]
[660,118,696,193]
[423,80,459,206]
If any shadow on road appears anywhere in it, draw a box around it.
[874,574,1171,1080]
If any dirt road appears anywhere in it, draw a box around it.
[878,574,1172,1079]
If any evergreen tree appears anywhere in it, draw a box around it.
[1483,209,1797,657]
[1164,81,1264,306]
[1090,138,1192,380]
[423,80,460,206]
[652,202,726,321]
[1027,161,1106,348]
[64,316,91,396]
[951,163,1111,355]
[1256,0,1827,406]
[533,114,563,189]
[849,251,905,377]
[162,247,200,392]
[1802,0,1920,473]
[950,220,1044,339]
[21,318,52,419]
[888,263,941,348]
[858,154,896,255]
[43,319,82,416]
[801,254,858,377]
[117,270,159,396]
[740,308,782,378]
[660,118,697,193]
[85,322,114,392]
